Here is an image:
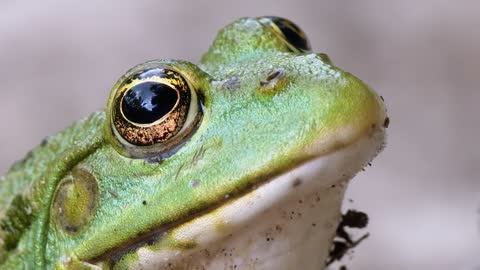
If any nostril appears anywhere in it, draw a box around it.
[260,68,285,87]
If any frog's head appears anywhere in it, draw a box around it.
[0,17,387,269]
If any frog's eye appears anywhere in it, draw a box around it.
[258,16,311,52]
[109,67,203,158]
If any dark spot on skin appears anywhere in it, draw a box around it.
[203,249,211,257]
[368,162,372,167]
[312,223,316,227]
[298,200,303,204]
[288,210,298,220]
[292,178,302,187]
[144,156,164,165]
[190,179,200,188]
[40,136,50,147]
[330,184,336,188]
[383,117,390,128]
[142,200,147,205]
[222,77,241,92]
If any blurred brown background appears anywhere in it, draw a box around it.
[1,1,479,269]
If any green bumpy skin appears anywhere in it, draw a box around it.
[0,17,387,269]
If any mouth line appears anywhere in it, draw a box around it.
[89,155,317,265]
[86,124,386,266]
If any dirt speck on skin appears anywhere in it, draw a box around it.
[292,178,302,187]
[383,117,390,128]
[326,209,370,268]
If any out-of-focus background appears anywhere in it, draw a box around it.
[1,1,478,269]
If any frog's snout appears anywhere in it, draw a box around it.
[305,72,388,160]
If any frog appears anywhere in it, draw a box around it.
[0,16,388,270]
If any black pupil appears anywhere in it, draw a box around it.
[122,82,178,124]
[271,17,311,51]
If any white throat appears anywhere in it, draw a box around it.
[114,127,384,270]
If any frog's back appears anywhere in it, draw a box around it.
[0,112,105,267]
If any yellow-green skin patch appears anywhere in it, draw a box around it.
[0,17,386,269]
